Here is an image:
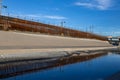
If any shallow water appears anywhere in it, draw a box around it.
[1,52,120,80]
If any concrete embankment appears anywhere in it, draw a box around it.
[0,31,112,49]
[0,30,118,63]
[0,47,118,64]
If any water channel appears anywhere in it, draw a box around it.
[1,51,120,80]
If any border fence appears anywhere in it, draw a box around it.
[0,15,107,41]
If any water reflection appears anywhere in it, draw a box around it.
[1,52,120,80]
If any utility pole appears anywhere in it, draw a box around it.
[0,0,2,15]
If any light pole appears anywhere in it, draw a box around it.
[89,25,94,33]
[61,21,66,27]
[0,0,2,15]
[60,21,66,36]
[0,0,7,16]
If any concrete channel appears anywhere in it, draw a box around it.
[0,47,118,79]
[0,31,119,79]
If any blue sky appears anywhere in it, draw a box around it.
[2,0,120,36]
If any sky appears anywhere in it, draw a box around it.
[2,0,120,36]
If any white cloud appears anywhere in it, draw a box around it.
[96,0,112,10]
[6,13,67,20]
[74,2,93,8]
[74,0,113,10]
[75,2,94,7]
[43,15,67,20]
